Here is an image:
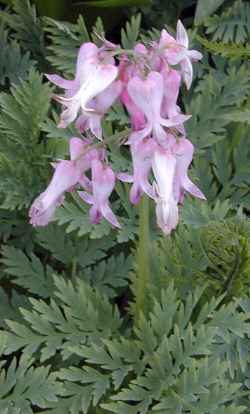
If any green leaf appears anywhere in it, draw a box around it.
[222,110,250,124]
[0,0,46,63]
[80,0,151,7]
[1,245,55,298]
[195,0,226,24]
[205,0,250,44]
[181,198,232,228]
[0,354,63,413]
[45,15,90,76]
[0,69,51,209]
[121,14,141,49]
[4,275,122,361]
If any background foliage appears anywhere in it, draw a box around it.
[0,0,249,413]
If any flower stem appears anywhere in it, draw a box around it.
[134,196,150,326]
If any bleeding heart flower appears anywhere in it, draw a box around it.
[46,42,118,129]
[127,71,190,146]
[159,20,202,89]
[79,160,120,228]
[118,138,156,204]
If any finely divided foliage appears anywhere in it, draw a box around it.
[0,0,249,413]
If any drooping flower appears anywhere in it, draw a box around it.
[161,68,181,118]
[152,149,179,235]
[46,42,118,129]
[118,138,156,204]
[127,71,190,145]
[173,138,206,203]
[69,137,104,191]
[119,58,145,131]
[75,81,122,140]
[29,22,204,235]
[29,137,104,226]
[79,160,120,228]
[159,20,202,89]
[29,160,82,227]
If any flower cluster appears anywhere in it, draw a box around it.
[29,20,205,235]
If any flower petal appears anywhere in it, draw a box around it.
[45,74,77,90]
[78,191,94,205]
[75,42,99,83]
[155,198,179,235]
[101,203,121,228]
[182,176,206,200]
[117,173,134,183]
[127,72,164,123]
[79,64,118,112]
[176,20,189,49]
[69,137,85,160]
[180,58,193,90]
[188,50,203,61]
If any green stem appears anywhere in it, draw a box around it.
[134,196,150,326]
[71,258,77,280]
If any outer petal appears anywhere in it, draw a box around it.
[101,203,121,228]
[182,176,206,200]
[176,20,189,48]
[78,191,94,205]
[117,173,134,183]
[152,123,168,146]
[78,174,92,192]
[85,80,122,140]
[160,113,191,128]
[120,88,145,131]
[95,80,122,113]
[134,43,147,55]
[89,204,102,224]
[152,150,179,234]
[127,72,164,123]
[161,68,181,118]
[29,193,63,227]
[130,183,142,205]
[69,137,86,160]
[173,138,206,201]
[79,64,118,112]
[85,160,120,228]
[188,50,203,61]
[152,150,176,200]
[159,29,176,49]
[89,115,102,140]
[75,42,99,83]
[92,160,115,201]
[75,114,88,133]
[180,58,193,90]
[41,161,80,209]
[58,100,80,129]
[127,123,152,144]
[155,198,179,235]
[45,74,76,90]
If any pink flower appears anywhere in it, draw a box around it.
[161,68,181,118]
[152,139,205,234]
[119,59,145,131]
[46,42,118,129]
[79,160,120,228]
[152,149,179,235]
[75,81,122,140]
[69,137,104,191]
[127,71,190,145]
[173,138,206,203]
[159,20,202,89]
[118,138,156,204]
[29,137,104,226]
[29,160,82,227]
